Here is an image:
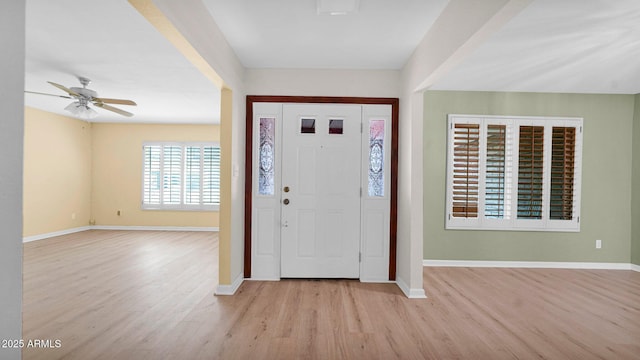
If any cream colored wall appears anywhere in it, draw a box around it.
[23,109,220,236]
[91,123,220,228]
[23,107,92,237]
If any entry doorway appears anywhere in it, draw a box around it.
[280,104,362,277]
[245,96,398,282]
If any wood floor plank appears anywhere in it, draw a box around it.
[21,230,640,359]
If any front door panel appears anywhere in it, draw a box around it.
[281,104,361,278]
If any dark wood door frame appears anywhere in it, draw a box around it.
[244,95,399,280]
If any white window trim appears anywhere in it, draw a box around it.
[142,141,220,211]
[446,114,583,232]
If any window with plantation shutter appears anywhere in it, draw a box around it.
[162,145,183,205]
[446,115,582,232]
[451,123,480,218]
[202,146,221,206]
[143,145,161,205]
[517,126,544,219]
[550,127,575,220]
[485,124,510,219]
[142,142,220,211]
[185,146,201,205]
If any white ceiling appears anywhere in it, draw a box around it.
[202,0,448,69]
[23,0,640,124]
[430,0,640,94]
[24,0,221,124]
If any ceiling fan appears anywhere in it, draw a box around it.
[25,76,137,119]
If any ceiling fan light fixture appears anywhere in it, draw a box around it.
[65,101,98,119]
[27,77,135,118]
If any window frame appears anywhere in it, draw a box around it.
[445,114,583,232]
[141,141,220,211]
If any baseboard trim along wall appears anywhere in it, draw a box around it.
[23,226,92,243]
[23,226,219,242]
[396,277,427,299]
[215,273,244,296]
[246,277,280,281]
[424,259,638,271]
[92,225,219,232]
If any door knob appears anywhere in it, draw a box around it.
[283,186,290,193]
[283,199,290,205]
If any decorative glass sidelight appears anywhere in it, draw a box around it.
[258,117,275,195]
[368,119,385,197]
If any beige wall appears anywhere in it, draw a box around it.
[23,108,220,237]
[23,107,92,237]
[91,123,220,228]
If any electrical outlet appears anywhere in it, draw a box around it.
[71,213,76,220]
[596,239,602,249]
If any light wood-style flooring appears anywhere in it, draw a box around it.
[22,230,640,359]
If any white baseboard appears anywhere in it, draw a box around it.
[215,273,244,296]
[23,226,91,243]
[424,259,633,270]
[92,225,219,232]
[631,264,640,272]
[396,277,427,299]
[246,277,280,281]
[24,225,218,242]
[360,279,396,283]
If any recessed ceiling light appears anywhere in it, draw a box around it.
[317,0,359,15]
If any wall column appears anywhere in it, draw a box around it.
[218,87,233,287]
[0,1,25,359]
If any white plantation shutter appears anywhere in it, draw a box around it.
[550,127,576,220]
[163,145,183,205]
[185,146,201,205]
[142,142,220,210]
[202,146,221,206]
[451,123,480,219]
[485,124,511,219]
[517,126,544,220]
[446,115,582,232]
[143,145,161,205]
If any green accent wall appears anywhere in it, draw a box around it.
[632,94,640,266]
[423,91,634,263]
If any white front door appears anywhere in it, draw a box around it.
[280,104,362,278]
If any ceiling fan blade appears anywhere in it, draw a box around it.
[94,102,134,117]
[25,90,73,99]
[94,97,137,106]
[47,81,81,97]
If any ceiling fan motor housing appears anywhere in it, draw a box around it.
[70,87,98,99]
